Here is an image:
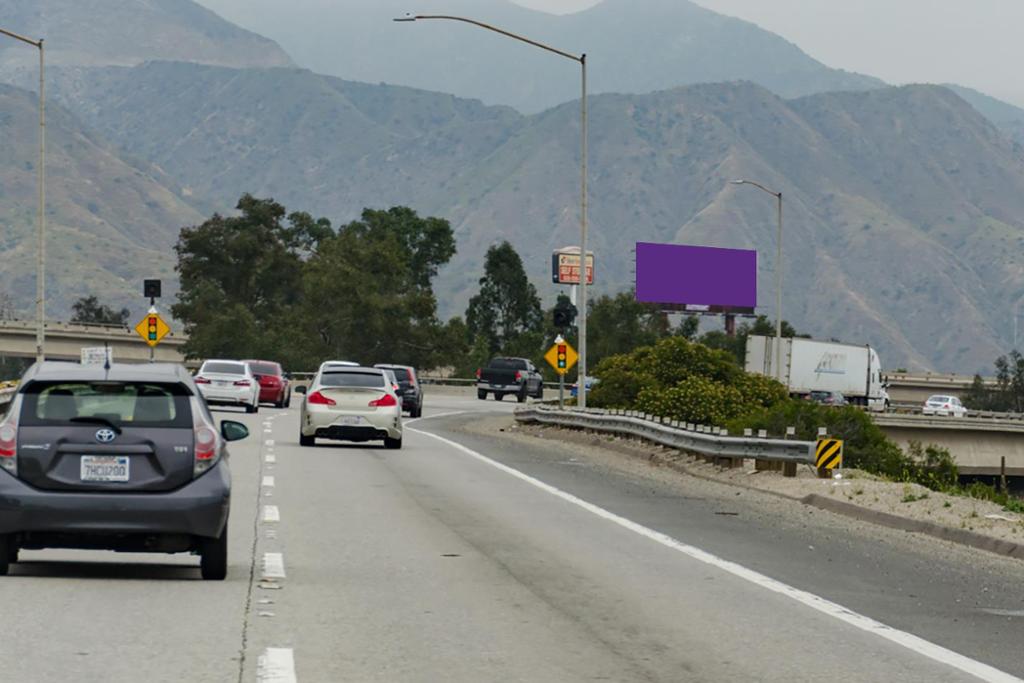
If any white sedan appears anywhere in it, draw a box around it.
[922,395,967,417]
[298,366,402,449]
[194,359,260,413]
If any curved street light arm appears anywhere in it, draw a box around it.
[396,14,583,63]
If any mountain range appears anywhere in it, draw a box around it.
[2,0,1024,373]
[193,0,884,113]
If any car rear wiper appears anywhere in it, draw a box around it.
[69,416,123,434]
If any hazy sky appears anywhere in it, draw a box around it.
[198,0,1024,108]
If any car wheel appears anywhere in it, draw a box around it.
[517,387,528,403]
[245,402,255,414]
[494,393,504,401]
[299,433,315,447]
[0,535,10,576]
[199,528,228,581]
[7,541,18,564]
[535,385,544,400]
[284,393,291,409]
[477,389,487,400]
[384,436,403,450]
[413,404,423,418]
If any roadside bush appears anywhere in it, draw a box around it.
[635,376,748,425]
[588,353,655,408]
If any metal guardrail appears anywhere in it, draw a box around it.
[515,405,815,464]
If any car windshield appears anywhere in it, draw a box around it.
[203,362,246,375]
[490,358,526,370]
[248,362,279,376]
[320,371,385,388]
[386,367,411,382]
[20,381,192,428]
[927,396,949,403]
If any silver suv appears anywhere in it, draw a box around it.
[0,362,249,579]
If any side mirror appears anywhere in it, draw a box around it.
[294,385,307,394]
[221,420,250,442]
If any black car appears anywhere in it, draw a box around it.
[374,364,423,417]
[0,362,249,579]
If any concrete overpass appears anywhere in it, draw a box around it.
[883,371,994,405]
[0,319,187,364]
[874,413,1024,476]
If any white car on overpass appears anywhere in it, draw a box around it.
[922,395,967,417]
[298,366,402,449]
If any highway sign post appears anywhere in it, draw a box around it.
[545,335,578,408]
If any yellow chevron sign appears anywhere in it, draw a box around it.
[816,438,843,469]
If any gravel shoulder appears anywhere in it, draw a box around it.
[460,413,1024,557]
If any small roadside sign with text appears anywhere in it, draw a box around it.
[552,248,595,285]
[81,346,113,366]
[545,339,579,375]
[134,311,170,347]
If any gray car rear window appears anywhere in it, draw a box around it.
[203,362,247,375]
[20,381,193,428]
[320,372,385,388]
[490,358,527,370]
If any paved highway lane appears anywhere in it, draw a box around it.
[2,392,1022,681]
[242,394,1021,682]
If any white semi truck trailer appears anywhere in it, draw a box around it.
[745,335,890,411]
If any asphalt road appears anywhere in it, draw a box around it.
[2,390,1022,682]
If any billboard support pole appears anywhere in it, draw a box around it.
[775,192,783,382]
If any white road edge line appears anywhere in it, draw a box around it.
[405,410,470,425]
[262,552,286,579]
[257,647,296,683]
[262,475,275,488]
[410,426,1022,683]
[263,505,280,523]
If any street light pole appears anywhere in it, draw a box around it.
[732,180,783,382]
[0,27,46,363]
[395,13,590,406]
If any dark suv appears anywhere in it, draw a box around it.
[374,364,423,417]
[0,362,249,579]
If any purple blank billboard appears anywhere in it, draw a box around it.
[635,242,757,311]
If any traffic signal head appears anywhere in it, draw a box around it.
[557,344,567,369]
[143,279,162,299]
[148,316,158,341]
[552,303,577,328]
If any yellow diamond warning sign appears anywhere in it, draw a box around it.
[544,339,578,376]
[134,311,170,348]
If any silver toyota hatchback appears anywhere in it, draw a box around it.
[0,362,249,579]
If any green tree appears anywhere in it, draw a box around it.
[172,194,332,366]
[294,207,457,370]
[465,241,543,356]
[70,295,130,326]
[585,290,670,369]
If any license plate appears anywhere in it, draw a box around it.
[81,455,130,482]
[335,416,366,426]
[216,380,230,387]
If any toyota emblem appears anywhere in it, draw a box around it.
[95,428,117,444]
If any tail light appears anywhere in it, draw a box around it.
[0,412,18,476]
[234,380,251,387]
[408,374,416,387]
[191,404,221,478]
[195,377,211,384]
[515,371,522,381]
[307,391,337,406]
[369,393,398,408]
[475,368,481,379]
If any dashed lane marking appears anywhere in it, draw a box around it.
[263,505,280,523]
[262,552,286,579]
[265,454,277,463]
[262,475,275,488]
[257,647,296,683]
[410,426,1023,683]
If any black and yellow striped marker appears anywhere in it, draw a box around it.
[816,438,843,469]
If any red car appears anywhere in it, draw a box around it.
[244,360,291,408]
